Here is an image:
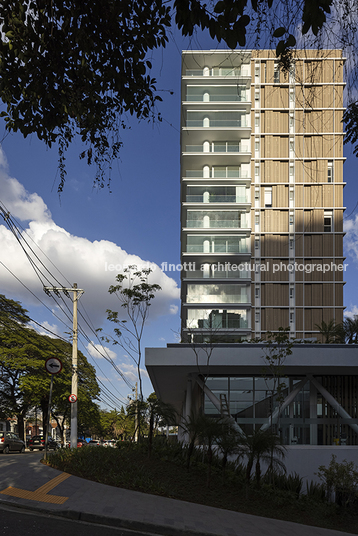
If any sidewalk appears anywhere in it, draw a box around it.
[0,452,353,536]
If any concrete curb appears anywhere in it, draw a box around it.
[0,498,219,536]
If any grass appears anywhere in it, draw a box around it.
[45,440,358,534]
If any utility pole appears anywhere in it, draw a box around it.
[44,284,84,448]
[134,382,138,443]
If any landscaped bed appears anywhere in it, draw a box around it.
[44,441,358,534]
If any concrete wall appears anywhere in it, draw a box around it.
[283,446,358,484]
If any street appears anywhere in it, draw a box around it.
[0,504,160,535]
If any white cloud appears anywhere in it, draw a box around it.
[0,154,180,333]
[118,362,149,384]
[344,215,358,263]
[87,342,117,360]
[344,305,358,319]
[31,320,62,338]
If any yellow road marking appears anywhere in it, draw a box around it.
[0,472,71,504]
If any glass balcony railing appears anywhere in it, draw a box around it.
[186,238,250,254]
[185,143,249,153]
[186,119,248,128]
[185,169,249,178]
[185,68,250,77]
[186,195,247,203]
[186,220,248,229]
[186,94,248,102]
[184,269,251,279]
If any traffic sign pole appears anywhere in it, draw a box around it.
[43,357,62,462]
[44,374,54,462]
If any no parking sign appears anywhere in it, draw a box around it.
[69,394,77,403]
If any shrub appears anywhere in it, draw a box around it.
[317,455,358,507]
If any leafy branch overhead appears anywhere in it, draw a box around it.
[2,0,357,191]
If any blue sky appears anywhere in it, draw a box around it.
[0,28,358,409]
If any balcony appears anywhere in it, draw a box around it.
[186,219,248,229]
[185,168,249,179]
[185,142,249,153]
[186,88,249,103]
[186,195,247,203]
[186,236,250,254]
[185,67,250,77]
[186,283,250,304]
[186,211,248,230]
[185,308,249,329]
[186,119,248,128]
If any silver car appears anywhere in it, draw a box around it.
[0,431,26,453]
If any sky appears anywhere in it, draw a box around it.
[1,26,358,410]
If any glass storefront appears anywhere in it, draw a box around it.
[204,375,358,445]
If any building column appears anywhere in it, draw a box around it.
[309,381,318,445]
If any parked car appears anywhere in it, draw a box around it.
[28,435,58,451]
[88,439,103,447]
[69,438,87,448]
[104,440,117,448]
[0,431,26,454]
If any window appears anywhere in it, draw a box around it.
[328,161,333,182]
[289,287,294,299]
[255,64,260,81]
[290,311,294,323]
[255,164,260,176]
[255,236,259,249]
[264,187,272,207]
[255,188,260,200]
[289,163,294,183]
[274,63,280,84]
[289,113,294,133]
[255,311,260,323]
[324,210,333,232]
[255,287,260,298]
[289,139,295,157]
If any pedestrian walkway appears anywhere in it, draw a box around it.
[0,452,352,536]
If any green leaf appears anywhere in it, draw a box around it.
[214,1,225,14]
[273,27,286,38]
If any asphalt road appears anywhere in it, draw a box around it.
[0,505,163,536]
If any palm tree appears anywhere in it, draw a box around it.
[146,393,177,457]
[315,320,340,343]
[343,316,358,344]
[237,429,286,486]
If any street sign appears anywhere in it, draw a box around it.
[69,394,77,403]
[45,358,62,375]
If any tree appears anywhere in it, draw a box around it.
[0,295,100,441]
[238,429,286,487]
[259,328,293,436]
[103,265,161,401]
[0,0,356,191]
[146,393,177,457]
[315,320,345,344]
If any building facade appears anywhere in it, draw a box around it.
[180,49,345,342]
[146,50,358,455]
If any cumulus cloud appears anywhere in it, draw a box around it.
[344,305,358,319]
[87,342,117,360]
[344,215,358,263]
[118,362,149,384]
[0,152,180,332]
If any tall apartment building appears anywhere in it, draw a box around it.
[180,49,345,342]
[146,50,358,454]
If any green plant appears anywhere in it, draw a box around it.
[317,455,358,507]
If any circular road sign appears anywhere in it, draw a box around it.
[45,357,62,375]
[69,394,77,403]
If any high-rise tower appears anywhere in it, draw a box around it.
[180,49,345,342]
